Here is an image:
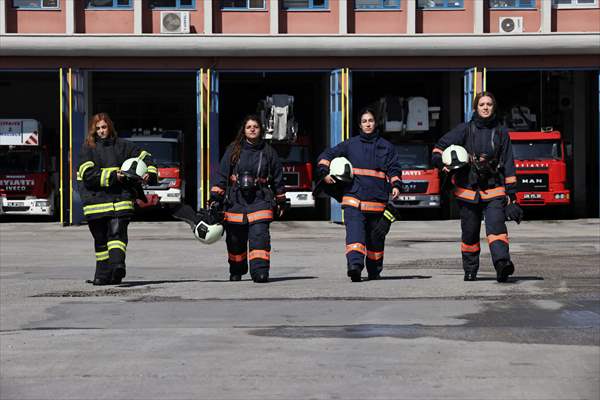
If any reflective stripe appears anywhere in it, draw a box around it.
[247,210,273,223]
[228,252,247,263]
[114,201,134,212]
[83,203,115,215]
[77,161,95,181]
[454,186,477,201]
[461,242,481,253]
[366,249,384,261]
[248,249,270,261]
[95,250,109,261]
[383,209,396,222]
[211,186,225,195]
[353,168,386,179]
[432,147,444,154]
[487,233,509,245]
[107,240,127,253]
[361,201,386,212]
[138,150,152,160]
[505,176,517,184]
[480,186,506,200]
[100,167,119,187]
[342,196,361,208]
[345,242,366,255]
[224,212,244,223]
[318,159,330,167]
[147,165,158,174]
[390,176,401,184]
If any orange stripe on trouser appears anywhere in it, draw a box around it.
[461,242,481,253]
[342,196,385,213]
[366,250,384,261]
[248,250,270,261]
[487,233,509,245]
[247,209,273,223]
[352,168,386,179]
[480,186,506,200]
[345,242,366,255]
[228,252,247,262]
[342,196,361,208]
[224,212,244,223]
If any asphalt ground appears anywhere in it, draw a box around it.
[0,219,599,400]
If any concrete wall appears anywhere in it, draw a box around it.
[279,0,339,34]
[554,8,600,32]
[350,5,406,34]
[417,2,475,33]
[215,0,270,34]
[6,7,65,33]
[76,8,134,34]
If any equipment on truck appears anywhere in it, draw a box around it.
[258,94,298,142]
[0,119,56,216]
[376,96,440,135]
[506,105,536,131]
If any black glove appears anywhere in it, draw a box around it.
[372,205,399,240]
[209,192,224,209]
[505,202,523,224]
[432,153,444,170]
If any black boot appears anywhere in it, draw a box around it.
[92,262,113,285]
[464,272,477,281]
[347,265,362,282]
[229,274,242,281]
[495,260,515,283]
[112,264,126,285]
[252,271,269,283]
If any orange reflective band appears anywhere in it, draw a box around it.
[248,249,270,261]
[480,186,506,200]
[366,250,384,261]
[353,168,386,179]
[390,176,401,184]
[211,186,225,195]
[432,147,444,154]
[318,159,331,167]
[505,176,517,184]
[224,212,244,223]
[228,252,247,262]
[247,209,274,223]
[461,242,481,253]
[342,196,361,208]
[360,201,386,213]
[454,186,477,201]
[487,233,509,245]
[345,242,366,255]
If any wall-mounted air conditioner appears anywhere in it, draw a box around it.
[160,11,190,34]
[499,17,523,34]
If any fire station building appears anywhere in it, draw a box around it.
[0,0,599,225]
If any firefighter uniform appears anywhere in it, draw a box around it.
[318,131,402,279]
[210,140,285,281]
[432,115,517,278]
[77,136,157,284]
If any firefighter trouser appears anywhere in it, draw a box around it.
[458,197,510,274]
[225,222,271,277]
[88,216,129,280]
[344,206,385,276]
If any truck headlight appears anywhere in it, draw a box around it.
[35,201,49,207]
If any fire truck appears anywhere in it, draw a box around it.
[0,119,56,216]
[376,96,441,208]
[509,130,570,207]
[122,129,184,209]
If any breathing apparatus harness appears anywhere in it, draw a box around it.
[465,121,504,190]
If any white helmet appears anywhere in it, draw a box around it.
[442,145,469,170]
[329,157,353,182]
[193,221,224,245]
[120,158,148,181]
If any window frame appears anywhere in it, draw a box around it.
[489,0,537,9]
[282,0,329,11]
[148,0,195,9]
[221,0,267,10]
[85,0,133,9]
[417,0,464,9]
[552,0,598,8]
[354,0,401,10]
[12,0,60,9]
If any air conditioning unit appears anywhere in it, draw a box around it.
[499,17,523,34]
[160,11,190,34]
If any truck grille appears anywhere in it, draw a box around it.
[400,181,428,193]
[3,206,30,212]
[283,172,299,187]
[517,174,548,191]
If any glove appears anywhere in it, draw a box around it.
[432,153,444,170]
[505,202,523,224]
[209,191,224,209]
[275,195,290,217]
[372,205,399,240]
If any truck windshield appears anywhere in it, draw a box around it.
[394,143,431,169]
[132,142,179,167]
[273,145,309,164]
[512,140,562,160]
[0,151,43,173]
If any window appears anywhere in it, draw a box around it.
[282,0,328,10]
[553,0,598,7]
[417,0,463,8]
[355,0,401,9]
[86,0,132,8]
[490,0,535,8]
[149,0,194,8]
[221,0,265,9]
[12,0,59,9]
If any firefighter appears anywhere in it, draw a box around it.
[209,115,286,283]
[431,91,520,283]
[317,108,402,282]
[77,113,157,285]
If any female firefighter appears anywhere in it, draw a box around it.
[431,91,521,282]
[209,115,286,283]
[77,113,157,285]
[317,108,402,282]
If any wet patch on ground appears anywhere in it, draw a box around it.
[31,287,154,298]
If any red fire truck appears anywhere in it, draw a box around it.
[0,119,56,216]
[393,142,441,208]
[509,130,570,207]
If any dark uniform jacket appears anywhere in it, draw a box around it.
[317,131,402,213]
[77,136,157,220]
[432,115,517,204]
[211,140,285,225]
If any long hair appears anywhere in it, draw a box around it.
[85,113,116,148]
[229,115,262,166]
[472,91,498,114]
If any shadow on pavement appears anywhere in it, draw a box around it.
[201,276,318,283]
[117,279,199,287]
[375,275,432,280]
